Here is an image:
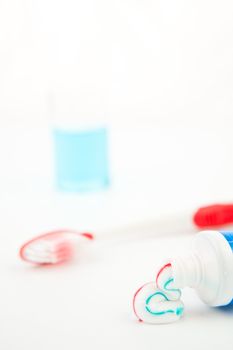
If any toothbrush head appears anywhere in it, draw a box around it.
[19,229,94,265]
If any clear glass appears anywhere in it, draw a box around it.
[50,90,110,192]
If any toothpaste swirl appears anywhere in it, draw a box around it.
[133,263,184,324]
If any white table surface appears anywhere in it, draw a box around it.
[0,123,233,349]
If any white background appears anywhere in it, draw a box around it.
[0,1,233,349]
[0,0,233,126]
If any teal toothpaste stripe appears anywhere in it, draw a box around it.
[164,278,181,296]
[145,292,174,316]
[145,269,183,318]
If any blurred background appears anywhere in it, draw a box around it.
[1,0,233,230]
[1,0,233,127]
[1,1,233,349]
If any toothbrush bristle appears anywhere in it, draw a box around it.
[22,240,74,264]
[19,229,94,265]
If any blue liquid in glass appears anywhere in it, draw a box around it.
[53,127,110,192]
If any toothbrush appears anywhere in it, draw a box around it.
[19,204,233,266]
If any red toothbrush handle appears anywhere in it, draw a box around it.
[193,204,233,228]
